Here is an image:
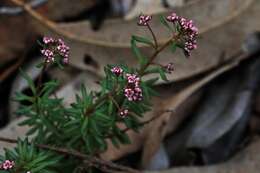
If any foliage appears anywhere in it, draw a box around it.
[0,12,198,173]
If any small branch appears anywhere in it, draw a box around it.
[147,24,158,49]
[0,137,140,173]
[109,95,120,110]
[122,109,171,133]
[36,62,47,93]
[139,36,176,76]
[105,109,172,138]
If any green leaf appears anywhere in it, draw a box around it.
[145,77,159,85]
[36,62,44,68]
[26,126,38,136]
[111,137,120,148]
[14,92,33,102]
[89,119,102,136]
[81,117,89,135]
[37,39,44,47]
[118,132,131,144]
[170,41,177,53]
[80,84,87,99]
[132,35,154,47]
[131,36,148,66]
[19,69,37,95]
[158,68,168,81]
[108,100,113,115]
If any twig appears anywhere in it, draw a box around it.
[0,0,47,15]
[105,109,172,139]
[138,35,176,75]
[124,109,171,133]
[147,24,158,49]
[0,136,140,173]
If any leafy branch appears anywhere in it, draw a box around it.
[0,11,198,173]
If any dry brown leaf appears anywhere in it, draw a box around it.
[143,137,260,173]
[140,59,241,167]
[124,0,185,20]
[0,15,31,65]
[42,0,97,20]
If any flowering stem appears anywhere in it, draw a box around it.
[147,24,158,49]
[105,109,171,138]
[36,62,47,94]
[139,35,177,76]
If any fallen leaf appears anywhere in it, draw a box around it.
[144,137,260,173]
[140,60,240,167]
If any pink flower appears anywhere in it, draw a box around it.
[126,73,140,87]
[124,73,143,101]
[41,37,70,64]
[41,49,54,62]
[166,12,179,22]
[164,63,174,74]
[0,160,15,170]
[138,14,152,26]
[124,87,142,101]
[111,67,123,76]
[43,36,55,44]
[57,39,70,60]
[166,12,198,56]
[119,109,129,118]
[63,57,69,64]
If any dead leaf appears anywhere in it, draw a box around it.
[187,59,260,149]
[143,137,260,173]
[124,0,185,20]
[140,60,240,167]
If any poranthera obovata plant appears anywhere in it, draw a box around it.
[0,13,198,173]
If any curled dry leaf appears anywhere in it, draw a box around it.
[144,137,260,173]
[140,59,240,168]
[187,58,260,149]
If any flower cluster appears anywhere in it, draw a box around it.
[41,37,70,64]
[138,14,152,26]
[124,74,143,101]
[164,63,174,74]
[118,109,129,118]
[111,66,123,76]
[0,160,15,170]
[166,12,198,56]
